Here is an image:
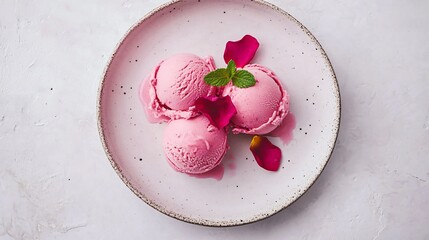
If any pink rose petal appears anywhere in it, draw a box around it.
[224,35,260,68]
[194,96,237,129]
[249,136,282,171]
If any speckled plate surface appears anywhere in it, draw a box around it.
[97,0,340,226]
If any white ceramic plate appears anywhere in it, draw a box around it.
[97,0,340,226]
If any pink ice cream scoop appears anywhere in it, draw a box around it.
[222,64,289,135]
[140,53,216,122]
[163,115,228,174]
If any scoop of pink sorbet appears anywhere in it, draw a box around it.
[140,53,216,122]
[222,64,289,135]
[163,115,228,174]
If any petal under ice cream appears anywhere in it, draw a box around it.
[163,116,228,174]
[140,54,216,122]
[222,64,289,135]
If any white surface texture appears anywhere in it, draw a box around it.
[0,0,428,239]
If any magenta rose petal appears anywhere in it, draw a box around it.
[249,136,282,171]
[194,96,237,129]
[223,35,260,68]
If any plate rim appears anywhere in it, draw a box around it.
[96,0,341,227]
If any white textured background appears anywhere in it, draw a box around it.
[1,0,428,239]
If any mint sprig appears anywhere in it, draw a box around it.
[204,60,255,88]
[204,69,230,86]
[226,59,236,77]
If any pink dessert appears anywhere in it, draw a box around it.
[163,115,228,174]
[222,64,289,135]
[141,53,216,122]
[140,35,289,174]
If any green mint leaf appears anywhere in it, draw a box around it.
[231,70,256,88]
[204,68,231,87]
[226,60,236,78]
